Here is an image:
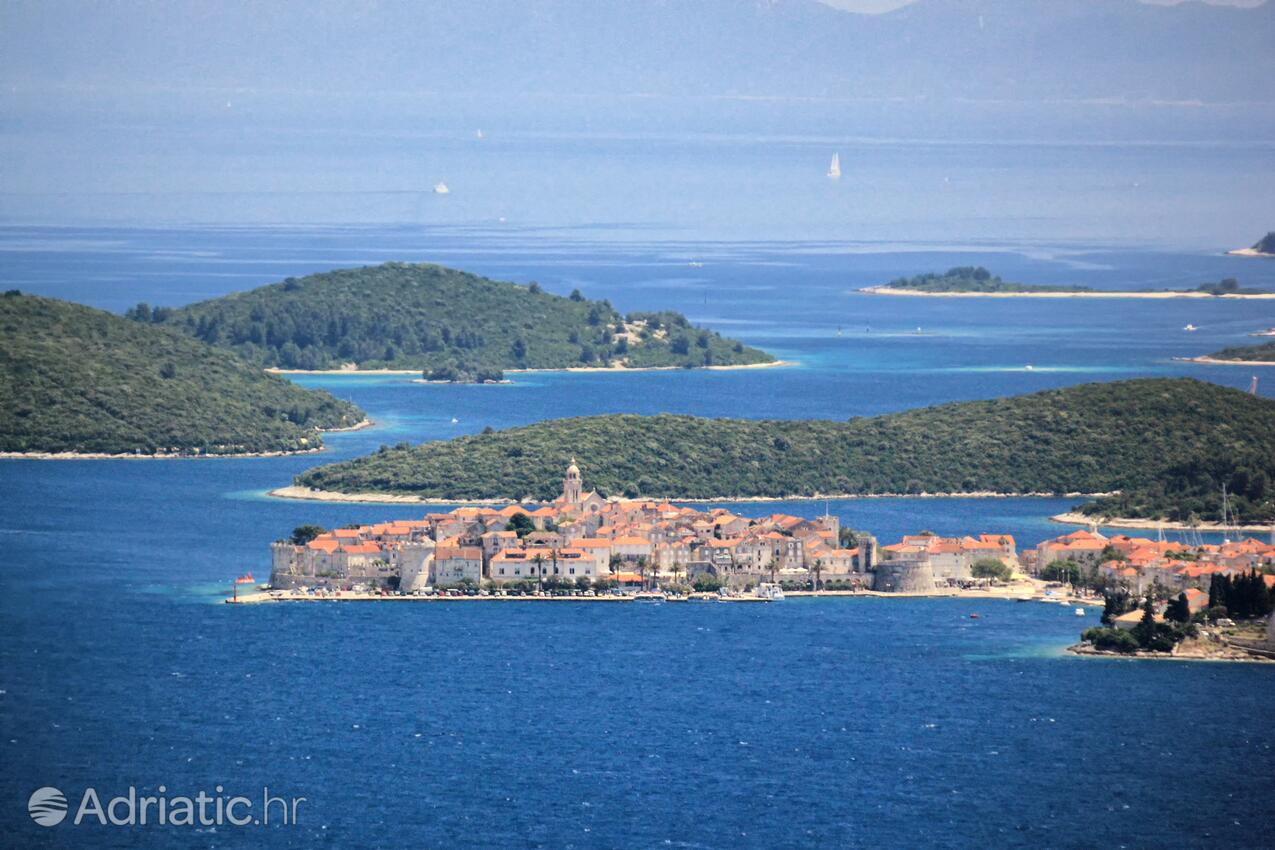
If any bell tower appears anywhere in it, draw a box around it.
[562,457,582,504]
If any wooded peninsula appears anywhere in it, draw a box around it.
[862,267,1273,298]
[130,262,775,381]
[289,378,1275,525]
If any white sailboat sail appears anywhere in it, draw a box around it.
[827,152,841,179]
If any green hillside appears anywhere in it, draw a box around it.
[1249,232,1275,254]
[0,292,365,455]
[136,263,774,379]
[1203,341,1275,363]
[292,378,1275,524]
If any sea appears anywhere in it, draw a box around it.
[2,135,1275,848]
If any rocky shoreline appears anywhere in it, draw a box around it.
[1051,510,1273,533]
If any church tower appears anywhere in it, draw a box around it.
[562,457,583,504]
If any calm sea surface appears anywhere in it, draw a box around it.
[2,137,1275,850]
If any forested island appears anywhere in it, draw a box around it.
[129,263,775,381]
[863,267,1273,298]
[1228,231,1275,257]
[0,292,365,456]
[287,378,1275,525]
[1192,340,1275,365]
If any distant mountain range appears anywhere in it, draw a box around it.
[4,0,1272,105]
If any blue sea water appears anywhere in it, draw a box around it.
[2,206,1275,848]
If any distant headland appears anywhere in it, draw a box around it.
[129,262,775,382]
[1186,340,1275,366]
[1227,231,1275,258]
[861,267,1275,299]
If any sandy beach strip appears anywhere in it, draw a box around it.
[859,286,1275,300]
[1182,356,1275,367]
[1226,248,1275,258]
[320,417,375,432]
[1051,510,1273,533]
[269,485,1106,506]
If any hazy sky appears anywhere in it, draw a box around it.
[819,0,1265,10]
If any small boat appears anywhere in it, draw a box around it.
[1074,607,1086,617]
[1024,364,1035,371]
[755,582,785,601]
[634,591,666,603]
[433,182,450,194]
[827,152,841,179]
[688,261,704,268]
[1183,324,1198,332]
[450,417,459,424]
[475,129,485,140]
[969,613,981,619]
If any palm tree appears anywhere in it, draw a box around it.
[812,558,823,592]
[533,553,544,594]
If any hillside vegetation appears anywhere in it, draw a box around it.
[1248,232,1275,255]
[293,378,1275,524]
[134,263,773,379]
[875,267,1094,293]
[0,293,364,455]
[876,267,1268,296]
[1202,341,1275,363]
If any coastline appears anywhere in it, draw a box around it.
[0,418,371,461]
[860,286,1275,300]
[1226,248,1275,258]
[269,485,1108,506]
[1066,643,1272,663]
[1,447,327,461]
[320,417,375,433]
[230,583,1089,606]
[1050,510,1274,533]
[268,360,794,377]
[1181,356,1275,367]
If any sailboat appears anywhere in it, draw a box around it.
[433,182,450,194]
[827,153,841,180]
